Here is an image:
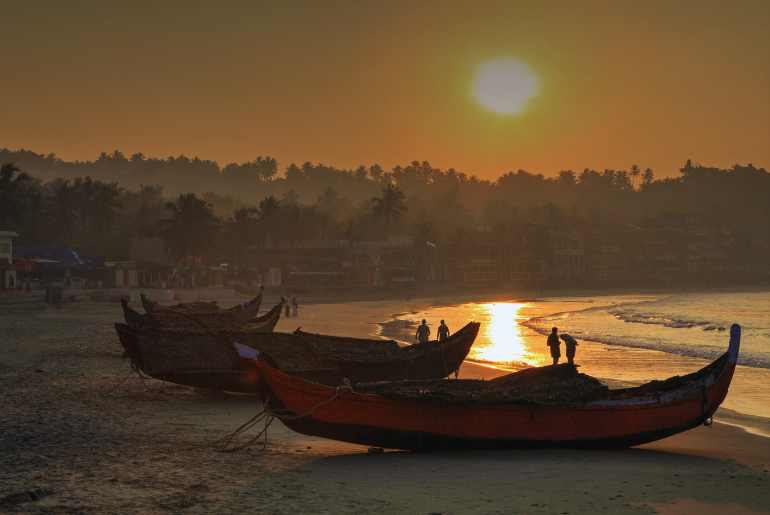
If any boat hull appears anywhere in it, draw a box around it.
[290,322,480,384]
[114,323,263,394]
[150,362,262,393]
[257,351,736,450]
[121,297,280,332]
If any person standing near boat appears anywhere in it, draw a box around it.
[547,327,561,365]
[416,319,431,344]
[560,334,579,365]
[282,296,291,318]
[437,320,450,341]
[291,296,299,317]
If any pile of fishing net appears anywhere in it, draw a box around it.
[356,364,610,405]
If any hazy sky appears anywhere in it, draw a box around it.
[2,1,768,178]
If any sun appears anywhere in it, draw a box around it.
[473,58,539,115]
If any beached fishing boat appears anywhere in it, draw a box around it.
[113,321,480,393]
[114,323,263,393]
[288,323,480,383]
[120,296,279,331]
[256,324,741,450]
[140,290,262,318]
[140,294,218,314]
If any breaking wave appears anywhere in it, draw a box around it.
[525,296,770,369]
[608,308,727,331]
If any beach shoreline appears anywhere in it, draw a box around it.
[2,295,770,513]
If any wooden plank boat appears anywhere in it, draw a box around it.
[113,321,480,393]
[140,294,218,314]
[140,290,261,317]
[288,322,480,383]
[114,323,263,393]
[256,324,742,450]
[120,296,278,331]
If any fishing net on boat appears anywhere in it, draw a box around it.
[291,323,477,365]
[225,331,332,372]
[356,364,610,405]
[293,331,402,363]
[145,310,247,330]
[133,330,242,375]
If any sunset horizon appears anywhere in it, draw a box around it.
[3,3,770,514]
[3,1,768,179]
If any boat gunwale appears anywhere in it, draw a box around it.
[260,352,731,411]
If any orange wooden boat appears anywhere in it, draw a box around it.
[256,324,741,450]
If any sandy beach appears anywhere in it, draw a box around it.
[2,294,770,514]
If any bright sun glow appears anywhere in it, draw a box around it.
[473,302,533,364]
[473,58,539,115]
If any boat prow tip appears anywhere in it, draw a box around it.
[729,323,741,364]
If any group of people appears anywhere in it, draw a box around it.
[282,296,299,318]
[414,319,580,366]
[415,319,451,343]
[547,326,579,365]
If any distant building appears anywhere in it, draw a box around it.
[104,261,140,288]
[0,231,18,289]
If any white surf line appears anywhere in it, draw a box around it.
[714,417,770,440]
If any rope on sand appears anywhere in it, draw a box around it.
[100,364,168,399]
[100,368,138,396]
[215,381,352,452]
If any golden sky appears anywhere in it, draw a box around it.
[2,1,768,178]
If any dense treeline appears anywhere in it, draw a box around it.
[1,149,769,271]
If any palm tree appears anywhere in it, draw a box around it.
[44,179,79,243]
[642,168,655,188]
[161,193,219,260]
[371,184,407,238]
[133,185,165,237]
[256,195,281,247]
[0,163,36,228]
[630,164,641,190]
[227,207,260,267]
[258,195,280,219]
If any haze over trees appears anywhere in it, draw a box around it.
[1,148,769,286]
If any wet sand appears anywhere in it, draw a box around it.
[2,297,770,514]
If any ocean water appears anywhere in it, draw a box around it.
[384,290,770,421]
[527,291,770,369]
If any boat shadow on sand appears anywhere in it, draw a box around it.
[287,442,770,513]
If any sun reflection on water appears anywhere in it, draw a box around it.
[469,302,539,365]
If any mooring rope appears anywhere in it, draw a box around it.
[100,368,137,396]
[215,381,352,452]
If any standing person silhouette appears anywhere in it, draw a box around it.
[561,334,579,365]
[547,327,561,365]
[437,320,450,341]
[416,319,431,344]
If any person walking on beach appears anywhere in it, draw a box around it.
[291,296,299,317]
[437,320,450,341]
[560,334,579,365]
[284,297,291,318]
[547,327,561,365]
[416,319,431,344]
